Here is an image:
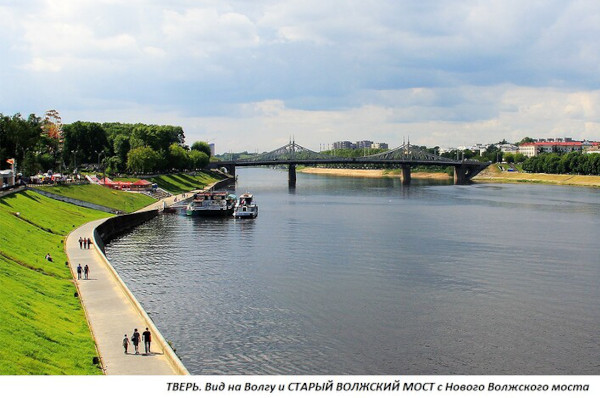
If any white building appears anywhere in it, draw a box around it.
[499,144,519,154]
[518,140,600,156]
[372,143,389,149]
[1,169,15,187]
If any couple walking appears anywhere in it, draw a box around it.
[76,264,89,280]
[123,327,152,355]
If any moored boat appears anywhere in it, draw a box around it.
[186,191,236,216]
[233,192,259,218]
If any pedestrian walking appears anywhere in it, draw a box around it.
[79,237,83,249]
[76,264,82,280]
[142,327,152,354]
[84,264,89,280]
[132,328,141,354]
[87,237,92,249]
[123,334,130,354]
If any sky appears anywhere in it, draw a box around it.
[1,0,600,153]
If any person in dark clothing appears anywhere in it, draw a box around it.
[123,334,130,354]
[132,328,141,354]
[79,237,83,249]
[142,327,152,354]
[84,264,89,279]
[87,237,92,249]
[76,264,82,280]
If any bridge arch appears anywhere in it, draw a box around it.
[213,142,490,187]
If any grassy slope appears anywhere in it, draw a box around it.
[474,163,600,187]
[0,190,107,374]
[35,184,156,213]
[148,171,223,194]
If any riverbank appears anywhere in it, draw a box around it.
[0,171,225,375]
[299,167,451,180]
[0,191,107,375]
[67,210,188,374]
[473,164,600,187]
[301,166,600,188]
[59,179,234,375]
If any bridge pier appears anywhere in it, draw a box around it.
[289,164,296,187]
[401,165,411,185]
[227,164,236,178]
[454,164,467,185]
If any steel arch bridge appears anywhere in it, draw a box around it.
[212,141,490,186]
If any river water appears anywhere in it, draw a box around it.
[105,168,600,375]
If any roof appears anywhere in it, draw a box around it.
[132,179,152,185]
[520,141,600,147]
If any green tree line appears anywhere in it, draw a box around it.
[1,112,212,176]
[522,152,600,175]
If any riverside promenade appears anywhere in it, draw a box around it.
[65,192,193,375]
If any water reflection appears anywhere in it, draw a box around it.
[106,168,600,374]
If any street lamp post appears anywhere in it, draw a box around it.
[96,150,105,171]
[95,150,105,183]
[72,150,78,172]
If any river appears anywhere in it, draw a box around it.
[105,168,600,375]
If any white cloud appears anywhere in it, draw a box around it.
[2,0,600,152]
[162,8,260,56]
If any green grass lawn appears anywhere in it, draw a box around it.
[35,184,156,213]
[112,177,139,182]
[0,191,107,374]
[148,171,223,194]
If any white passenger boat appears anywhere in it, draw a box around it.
[233,193,259,218]
[186,191,236,217]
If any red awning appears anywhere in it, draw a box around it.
[132,179,152,187]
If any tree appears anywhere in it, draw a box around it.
[126,146,161,173]
[0,113,44,168]
[130,124,185,152]
[188,150,209,169]
[62,121,109,167]
[518,137,535,145]
[168,143,189,170]
[20,151,42,176]
[514,153,526,163]
[111,134,130,172]
[504,153,515,163]
[191,141,211,158]
[482,145,501,162]
[105,156,123,175]
[547,153,562,173]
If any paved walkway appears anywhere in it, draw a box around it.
[65,185,222,374]
[66,194,193,375]
[138,190,199,212]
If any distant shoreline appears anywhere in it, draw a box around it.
[299,166,600,188]
[473,166,600,188]
[299,167,451,180]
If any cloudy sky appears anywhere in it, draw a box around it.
[1,0,600,153]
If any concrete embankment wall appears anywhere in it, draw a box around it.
[91,210,189,375]
[207,177,235,191]
[0,185,26,198]
[94,209,158,253]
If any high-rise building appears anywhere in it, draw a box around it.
[355,140,373,149]
[333,141,354,149]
